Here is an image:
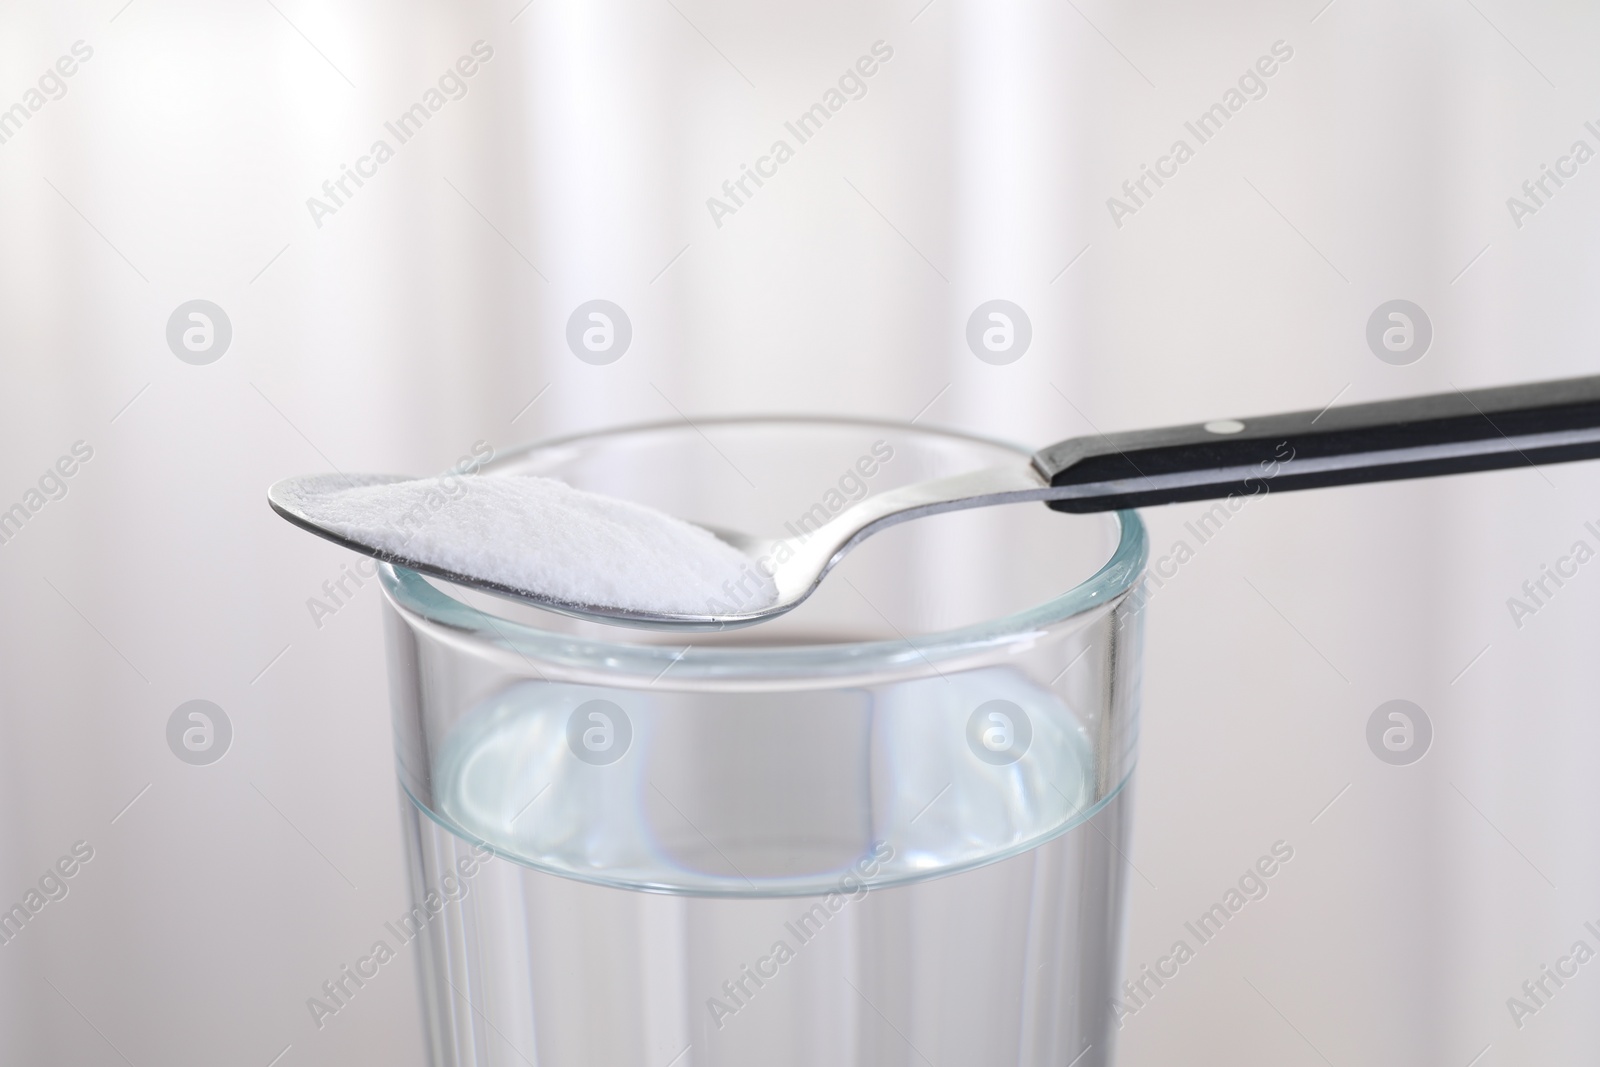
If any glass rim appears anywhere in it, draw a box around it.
[378,416,1149,682]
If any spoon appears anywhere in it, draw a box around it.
[269,373,1600,629]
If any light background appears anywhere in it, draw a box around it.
[2,0,1599,1064]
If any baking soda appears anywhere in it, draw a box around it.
[296,475,776,615]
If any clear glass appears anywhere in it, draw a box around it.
[379,418,1147,1067]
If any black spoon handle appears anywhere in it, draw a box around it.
[1033,374,1600,513]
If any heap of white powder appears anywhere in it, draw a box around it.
[297,475,777,616]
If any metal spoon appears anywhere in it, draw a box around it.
[269,373,1600,629]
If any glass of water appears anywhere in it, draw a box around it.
[380,418,1147,1067]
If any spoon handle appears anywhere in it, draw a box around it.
[1033,374,1600,513]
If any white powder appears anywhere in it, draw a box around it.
[295,475,776,616]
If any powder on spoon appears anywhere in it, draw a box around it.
[297,475,777,616]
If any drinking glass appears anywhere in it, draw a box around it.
[380,417,1147,1067]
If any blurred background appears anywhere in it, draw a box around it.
[3,0,1599,1063]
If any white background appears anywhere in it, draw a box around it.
[2,0,1599,1064]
